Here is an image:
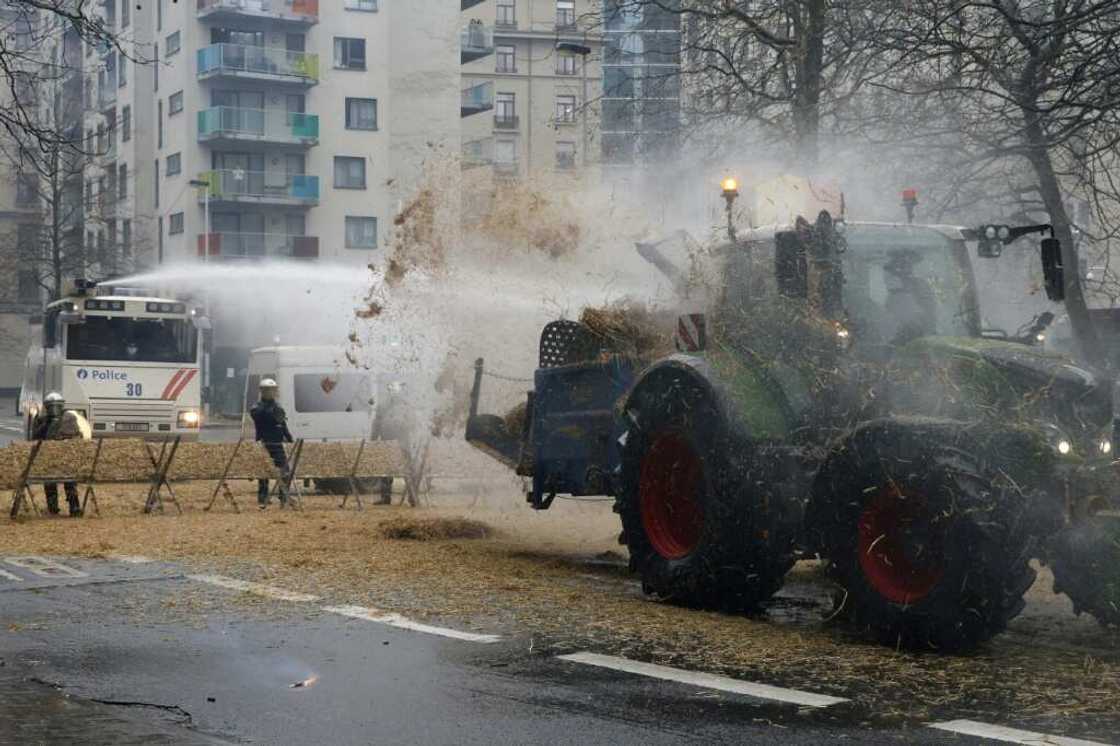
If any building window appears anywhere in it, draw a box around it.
[556,0,575,28]
[119,55,127,87]
[496,44,515,73]
[169,90,183,115]
[121,0,129,28]
[333,37,366,70]
[166,152,181,176]
[169,212,184,234]
[118,163,127,199]
[154,160,159,207]
[166,31,180,56]
[494,138,516,165]
[121,105,131,141]
[345,216,377,249]
[334,156,366,189]
[496,0,515,26]
[556,94,576,123]
[122,219,131,256]
[556,53,577,75]
[17,270,39,304]
[16,173,36,206]
[556,141,576,170]
[344,0,377,10]
[345,98,378,130]
[496,92,515,123]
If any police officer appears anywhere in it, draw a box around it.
[31,392,82,517]
[249,378,294,509]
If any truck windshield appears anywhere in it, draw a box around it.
[293,373,371,413]
[66,317,199,363]
[842,225,975,343]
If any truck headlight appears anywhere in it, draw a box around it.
[177,410,201,428]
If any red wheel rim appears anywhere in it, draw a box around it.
[639,432,704,559]
[857,485,946,604]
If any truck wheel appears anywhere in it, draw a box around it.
[810,423,1035,651]
[1049,515,1120,627]
[617,378,791,611]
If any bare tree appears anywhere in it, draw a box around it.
[864,0,1120,367]
[596,0,884,168]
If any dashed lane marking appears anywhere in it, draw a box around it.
[187,574,320,603]
[927,719,1113,745]
[0,568,23,582]
[3,556,87,578]
[557,652,848,708]
[323,605,502,644]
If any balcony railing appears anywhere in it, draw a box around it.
[461,81,493,117]
[494,114,519,130]
[461,24,493,64]
[197,44,319,85]
[462,138,492,168]
[198,169,319,205]
[197,232,319,259]
[197,0,319,24]
[494,158,519,176]
[198,107,319,146]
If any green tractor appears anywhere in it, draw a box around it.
[466,208,1120,651]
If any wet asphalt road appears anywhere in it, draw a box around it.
[0,556,1021,746]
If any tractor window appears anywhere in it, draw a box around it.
[842,226,974,343]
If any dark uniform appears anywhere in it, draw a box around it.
[249,398,294,506]
[30,411,81,516]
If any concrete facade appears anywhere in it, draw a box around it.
[460,0,602,181]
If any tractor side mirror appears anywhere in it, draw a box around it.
[1041,237,1065,301]
[775,231,808,299]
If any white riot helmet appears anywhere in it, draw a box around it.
[259,378,278,401]
[44,392,65,415]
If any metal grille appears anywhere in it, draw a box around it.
[90,399,176,422]
[538,320,601,369]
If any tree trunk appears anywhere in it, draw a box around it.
[791,0,826,169]
[1024,120,1103,368]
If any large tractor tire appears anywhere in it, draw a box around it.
[1050,514,1120,627]
[808,422,1035,651]
[616,373,793,611]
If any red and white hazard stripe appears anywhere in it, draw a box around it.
[161,369,198,401]
[675,314,706,352]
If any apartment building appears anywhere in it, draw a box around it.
[460,0,602,181]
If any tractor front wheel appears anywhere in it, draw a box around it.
[617,376,791,611]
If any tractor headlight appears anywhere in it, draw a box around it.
[1042,423,1075,457]
[177,410,201,428]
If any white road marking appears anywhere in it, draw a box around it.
[110,554,155,564]
[927,720,1113,745]
[4,556,87,578]
[323,605,502,644]
[557,652,848,708]
[188,574,319,603]
[0,568,23,582]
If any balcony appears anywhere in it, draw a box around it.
[462,138,492,169]
[197,232,319,259]
[494,114,519,130]
[460,0,485,10]
[197,0,319,25]
[98,85,117,110]
[197,44,319,86]
[198,170,319,206]
[461,24,493,64]
[461,81,493,117]
[198,107,319,148]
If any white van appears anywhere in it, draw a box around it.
[242,346,375,442]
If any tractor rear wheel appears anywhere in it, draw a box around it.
[809,422,1035,651]
[617,376,792,611]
